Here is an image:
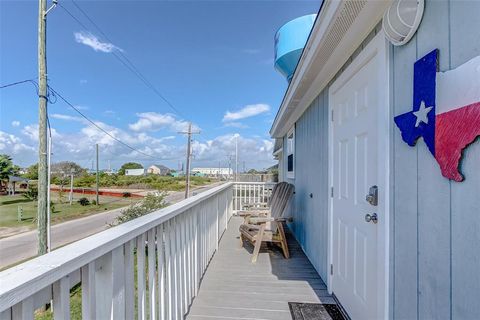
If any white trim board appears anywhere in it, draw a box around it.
[327,31,390,320]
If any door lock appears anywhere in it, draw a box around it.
[366,185,378,206]
[365,213,378,224]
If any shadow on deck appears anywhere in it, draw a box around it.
[186,216,334,320]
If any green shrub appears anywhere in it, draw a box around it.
[78,197,90,206]
[23,186,38,201]
[111,193,166,226]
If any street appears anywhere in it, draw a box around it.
[0,182,224,269]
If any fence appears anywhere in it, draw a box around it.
[232,182,276,212]
[0,183,233,320]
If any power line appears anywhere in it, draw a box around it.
[49,85,161,160]
[1,78,181,162]
[59,1,187,119]
[0,79,38,90]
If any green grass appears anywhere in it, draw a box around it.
[68,174,213,191]
[0,193,136,229]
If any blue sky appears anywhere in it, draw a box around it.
[0,0,319,170]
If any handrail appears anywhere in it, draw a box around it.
[0,182,233,312]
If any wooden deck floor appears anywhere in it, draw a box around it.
[186,217,334,320]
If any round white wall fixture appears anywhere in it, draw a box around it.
[382,0,424,46]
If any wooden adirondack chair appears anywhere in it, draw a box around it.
[236,182,289,218]
[239,182,294,263]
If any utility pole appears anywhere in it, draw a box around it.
[69,169,74,205]
[46,131,52,252]
[227,155,234,181]
[96,144,99,205]
[178,123,200,198]
[235,134,239,182]
[37,0,48,255]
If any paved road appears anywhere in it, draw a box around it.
[0,182,224,269]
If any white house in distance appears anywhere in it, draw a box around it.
[124,168,146,176]
[192,168,232,176]
[147,164,171,176]
[271,1,480,319]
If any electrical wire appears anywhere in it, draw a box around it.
[59,1,187,119]
[1,78,181,162]
[49,86,160,160]
[0,79,38,91]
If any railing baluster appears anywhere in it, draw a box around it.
[11,296,33,320]
[156,224,165,320]
[147,228,156,320]
[181,213,188,312]
[137,233,146,320]
[124,240,135,320]
[112,246,126,320]
[53,276,70,320]
[81,262,95,320]
[187,211,193,303]
[193,209,199,296]
[164,221,172,320]
[169,219,178,320]
[174,217,182,318]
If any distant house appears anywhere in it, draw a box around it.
[147,165,171,176]
[125,168,145,176]
[192,168,232,176]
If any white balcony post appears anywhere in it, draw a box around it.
[112,246,125,320]
[147,228,156,320]
[12,296,33,320]
[156,224,165,320]
[81,262,95,320]
[137,234,146,320]
[124,240,135,320]
[53,276,70,320]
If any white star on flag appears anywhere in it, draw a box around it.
[413,101,433,127]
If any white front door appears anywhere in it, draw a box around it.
[329,33,388,320]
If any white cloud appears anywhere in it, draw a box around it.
[11,121,20,127]
[191,134,275,169]
[22,124,62,141]
[0,131,36,165]
[129,112,198,132]
[51,113,84,122]
[224,122,248,129]
[223,104,270,122]
[74,31,122,53]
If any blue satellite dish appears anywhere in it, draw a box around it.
[274,14,317,82]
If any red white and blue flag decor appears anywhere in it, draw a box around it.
[394,49,480,182]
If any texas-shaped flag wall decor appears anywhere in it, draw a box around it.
[394,49,480,182]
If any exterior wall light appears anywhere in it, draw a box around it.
[382,0,424,46]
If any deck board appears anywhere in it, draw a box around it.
[186,217,334,319]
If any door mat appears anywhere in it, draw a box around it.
[288,302,345,320]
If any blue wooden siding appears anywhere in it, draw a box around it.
[281,90,329,282]
[392,1,480,319]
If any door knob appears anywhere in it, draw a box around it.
[365,213,378,224]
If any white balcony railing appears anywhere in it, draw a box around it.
[0,182,275,320]
[233,182,275,211]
